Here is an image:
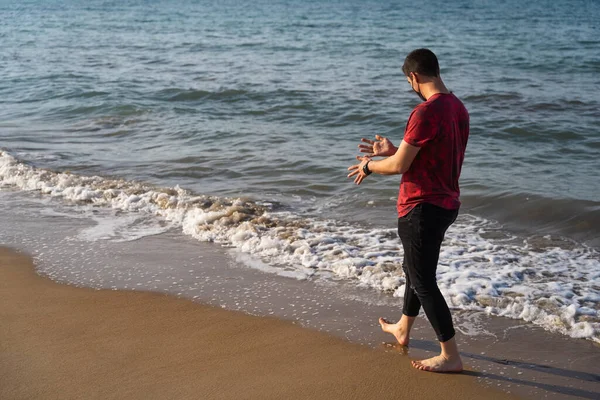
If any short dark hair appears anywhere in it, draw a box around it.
[402,48,440,78]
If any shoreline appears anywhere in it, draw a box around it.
[1,154,598,346]
[0,246,517,400]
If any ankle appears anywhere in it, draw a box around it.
[440,351,460,361]
[439,338,461,360]
[400,315,416,330]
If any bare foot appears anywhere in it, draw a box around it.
[411,355,463,373]
[379,317,410,346]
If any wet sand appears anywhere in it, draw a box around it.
[0,247,517,400]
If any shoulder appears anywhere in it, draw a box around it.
[409,98,443,125]
[427,94,468,117]
[410,101,436,121]
[446,93,469,115]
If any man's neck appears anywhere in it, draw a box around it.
[421,79,450,100]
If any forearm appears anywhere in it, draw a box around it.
[367,140,420,175]
[368,156,403,175]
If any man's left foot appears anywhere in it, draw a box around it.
[378,317,410,346]
[411,355,463,373]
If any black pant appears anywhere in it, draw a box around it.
[398,203,458,343]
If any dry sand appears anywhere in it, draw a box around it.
[0,247,518,400]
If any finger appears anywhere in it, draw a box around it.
[375,134,383,141]
[356,155,368,161]
[359,149,374,155]
[358,144,373,150]
[361,138,374,145]
[355,174,363,185]
[347,164,358,171]
[347,169,359,178]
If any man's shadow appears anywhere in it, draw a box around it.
[380,339,600,399]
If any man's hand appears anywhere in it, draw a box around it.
[347,155,371,185]
[358,135,397,157]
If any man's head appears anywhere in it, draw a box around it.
[402,48,440,78]
[402,48,441,101]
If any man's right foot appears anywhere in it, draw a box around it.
[379,317,410,346]
[411,355,463,373]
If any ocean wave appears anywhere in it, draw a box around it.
[463,92,523,103]
[460,188,600,248]
[152,87,319,105]
[1,150,599,343]
[158,88,250,102]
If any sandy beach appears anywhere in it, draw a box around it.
[0,246,517,400]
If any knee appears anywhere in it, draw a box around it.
[411,280,441,299]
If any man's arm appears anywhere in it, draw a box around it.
[347,139,420,184]
[368,139,420,175]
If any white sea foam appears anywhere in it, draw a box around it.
[77,212,172,242]
[1,150,599,342]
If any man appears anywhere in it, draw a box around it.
[347,48,469,373]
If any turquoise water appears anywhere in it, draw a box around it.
[1,0,599,244]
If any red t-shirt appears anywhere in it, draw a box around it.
[397,93,470,217]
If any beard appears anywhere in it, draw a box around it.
[413,88,427,102]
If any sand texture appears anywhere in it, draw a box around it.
[0,247,517,400]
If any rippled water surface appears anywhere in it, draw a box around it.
[3,1,599,208]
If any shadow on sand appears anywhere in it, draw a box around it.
[380,339,600,399]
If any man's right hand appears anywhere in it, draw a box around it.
[358,135,397,157]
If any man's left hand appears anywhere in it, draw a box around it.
[347,156,371,185]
